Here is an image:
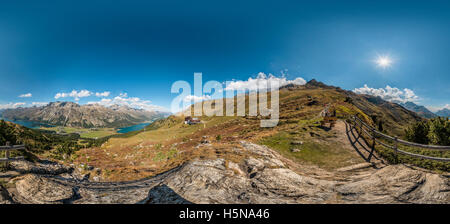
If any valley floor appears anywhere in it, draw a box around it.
[40,126,118,139]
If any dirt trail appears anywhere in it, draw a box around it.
[332,120,387,171]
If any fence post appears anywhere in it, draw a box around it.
[394,137,398,163]
[368,128,375,162]
[359,118,363,136]
[352,116,356,132]
[5,141,11,169]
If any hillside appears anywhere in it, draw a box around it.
[0,120,87,160]
[1,102,168,128]
[67,80,430,181]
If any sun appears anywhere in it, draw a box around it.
[375,56,393,68]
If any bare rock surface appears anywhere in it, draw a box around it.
[14,174,74,204]
[148,142,449,204]
[337,165,450,203]
[10,160,73,175]
[2,141,449,204]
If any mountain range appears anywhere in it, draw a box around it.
[0,102,169,128]
[399,102,437,118]
[435,108,450,117]
[399,102,449,118]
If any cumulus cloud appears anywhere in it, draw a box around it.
[31,102,48,107]
[225,72,306,92]
[95,91,111,97]
[0,102,26,109]
[18,93,32,98]
[353,84,419,103]
[88,94,168,112]
[183,95,211,103]
[55,90,92,101]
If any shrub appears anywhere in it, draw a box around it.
[405,117,449,146]
[405,121,430,144]
[427,117,450,146]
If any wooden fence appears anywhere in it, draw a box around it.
[0,142,25,167]
[350,116,450,162]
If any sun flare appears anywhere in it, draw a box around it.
[376,56,392,68]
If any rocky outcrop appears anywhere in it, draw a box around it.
[336,165,450,203]
[14,174,74,204]
[10,160,73,175]
[154,143,449,204]
[158,158,336,204]
[2,142,449,204]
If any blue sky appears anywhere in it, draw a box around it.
[0,0,449,112]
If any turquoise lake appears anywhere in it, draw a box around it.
[0,117,54,129]
[1,116,151,134]
[117,123,151,133]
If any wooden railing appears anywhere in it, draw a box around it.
[0,142,25,167]
[350,116,450,162]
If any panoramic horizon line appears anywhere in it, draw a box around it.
[0,74,449,112]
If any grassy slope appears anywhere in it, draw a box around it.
[72,83,432,181]
[0,120,85,162]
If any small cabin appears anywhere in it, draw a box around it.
[184,116,201,125]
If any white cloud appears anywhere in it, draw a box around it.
[183,95,211,103]
[225,72,306,92]
[88,94,168,112]
[55,90,92,101]
[31,102,48,107]
[0,102,26,109]
[95,91,111,97]
[18,93,32,98]
[353,84,419,103]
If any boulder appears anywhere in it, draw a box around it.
[14,174,74,204]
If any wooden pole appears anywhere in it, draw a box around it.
[5,141,10,169]
[358,118,362,136]
[368,129,375,162]
[394,137,398,163]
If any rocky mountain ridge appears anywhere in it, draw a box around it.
[400,102,437,119]
[0,102,169,128]
[436,108,450,117]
